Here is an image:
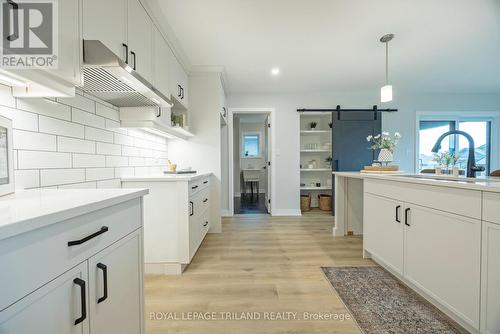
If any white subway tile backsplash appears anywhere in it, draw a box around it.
[13,130,56,151]
[18,151,71,169]
[39,116,85,138]
[96,142,121,156]
[40,168,85,186]
[106,155,128,167]
[14,170,40,189]
[58,94,96,113]
[0,105,38,131]
[17,98,71,121]
[73,153,105,168]
[57,137,95,154]
[1,86,168,188]
[86,168,115,181]
[85,126,114,143]
[96,103,120,121]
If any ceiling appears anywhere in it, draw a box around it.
[149,0,500,94]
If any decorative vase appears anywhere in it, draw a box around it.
[378,149,393,164]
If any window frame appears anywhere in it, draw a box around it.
[241,131,262,159]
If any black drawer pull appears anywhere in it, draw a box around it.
[203,221,208,227]
[203,181,208,184]
[73,278,86,325]
[68,226,108,246]
[395,205,401,223]
[189,201,194,216]
[191,185,198,190]
[405,208,411,227]
[97,263,108,304]
[203,198,208,203]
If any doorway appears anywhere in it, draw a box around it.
[228,108,274,216]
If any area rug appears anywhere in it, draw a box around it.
[321,266,467,334]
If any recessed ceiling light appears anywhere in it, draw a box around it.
[271,68,280,76]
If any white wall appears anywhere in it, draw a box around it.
[0,84,169,189]
[227,91,500,214]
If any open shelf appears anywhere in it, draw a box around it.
[300,130,331,134]
[300,168,331,172]
[300,149,330,153]
[300,186,332,191]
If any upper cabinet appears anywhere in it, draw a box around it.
[169,52,189,110]
[127,0,153,83]
[82,0,127,62]
[152,26,171,99]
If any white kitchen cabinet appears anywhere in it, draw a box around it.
[127,0,153,83]
[404,204,481,329]
[153,26,171,98]
[89,232,143,334]
[169,53,189,110]
[363,193,404,275]
[82,0,127,62]
[0,263,89,334]
[481,221,500,334]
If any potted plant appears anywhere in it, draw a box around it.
[366,132,401,165]
[433,151,459,175]
[310,121,318,130]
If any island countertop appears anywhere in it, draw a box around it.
[121,172,212,182]
[0,188,149,241]
[333,171,500,193]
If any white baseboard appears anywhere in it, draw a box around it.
[221,209,231,217]
[145,263,185,275]
[272,209,302,216]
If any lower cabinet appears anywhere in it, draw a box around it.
[404,205,481,329]
[481,221,500,334]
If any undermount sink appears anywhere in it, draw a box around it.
[393,174,500,183]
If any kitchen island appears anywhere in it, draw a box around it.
[333,171,500,334]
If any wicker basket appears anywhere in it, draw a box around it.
[300,194,311,212]
[318,194,332,211]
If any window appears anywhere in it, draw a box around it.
[242,133,261,158]
[418,119,491,176]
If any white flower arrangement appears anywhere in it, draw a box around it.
[366,132,401,152]
[433,151,460,168]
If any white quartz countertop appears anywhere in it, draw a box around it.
[0,188,149,241]
[333,171,500,193]
[121,172,212,182]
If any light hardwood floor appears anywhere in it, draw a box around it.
[145,212,375,333]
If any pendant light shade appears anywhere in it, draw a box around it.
[380,34,394,103]
[381,85,393,103]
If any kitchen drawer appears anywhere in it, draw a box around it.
[364,179,482,219]
[483,192,500,225]
[0,198,142,311]
[199,187,210,215]
[188,176,210,197]
[200,209,210,241]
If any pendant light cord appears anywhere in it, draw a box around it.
[385,41,389,85]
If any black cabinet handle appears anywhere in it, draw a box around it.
[203,221,208,227]
[180,87,184,99]
[203,198,208,203]
[395,205,401,223]
[122,43,129,64]
[191,185,198,190]
[73,278,86,325]
[97,263,108,304]
[156,107,161,118]
[130,51,136,70]
[6,1,19,41]
[68,226,108,246]
[203,181,208,184]
[178,85,182,97]
[405,208,411,226]
[189,201,194,216]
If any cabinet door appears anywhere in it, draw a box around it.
[127,0,153,83]
[481,222,500,334]
[169,53,189,109]
[152,26,171,98]
[363,193,404,274]
[89,230,143,334]
[0,262,89,334]
[404,204,481,329]
[83,0,127,61]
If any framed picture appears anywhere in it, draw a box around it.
[0,115,14,197]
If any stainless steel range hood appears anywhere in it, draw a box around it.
[81,40,172,108]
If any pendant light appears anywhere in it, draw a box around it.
[380,34,394,103]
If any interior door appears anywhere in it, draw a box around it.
[0,262,89,334]
[265,115,271,213]
[89,231,142,334]
[364,193,404,274]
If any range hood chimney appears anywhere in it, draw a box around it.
[81,40,172,108]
